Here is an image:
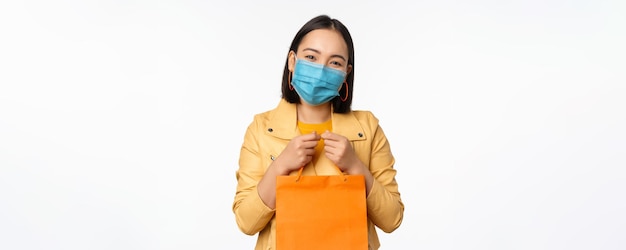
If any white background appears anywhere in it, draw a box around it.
[1,0,625,249]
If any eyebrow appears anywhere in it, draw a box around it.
[302,48,347,62]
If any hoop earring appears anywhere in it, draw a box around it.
[288,72,294,91]
[340,81,348,102]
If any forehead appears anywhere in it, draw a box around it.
[298,29,349,57]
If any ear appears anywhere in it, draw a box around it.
[287,50,296,72]
[346,64,353,78]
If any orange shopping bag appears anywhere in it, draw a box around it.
[276,167,368,250]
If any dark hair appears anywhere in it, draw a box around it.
[281,15,355,113]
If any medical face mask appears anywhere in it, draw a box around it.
[291,58,347,106]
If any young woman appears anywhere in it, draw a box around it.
[233,15,404,249]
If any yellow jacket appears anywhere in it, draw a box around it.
[233,99,404,249]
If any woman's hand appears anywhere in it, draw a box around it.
[273,131,321,175]
[321,131,365,174]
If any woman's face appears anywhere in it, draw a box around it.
[288,29,352,74]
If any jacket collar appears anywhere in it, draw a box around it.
[266,99,367,142]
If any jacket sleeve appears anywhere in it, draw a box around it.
[365,120,405,233]
[232,117,275,235]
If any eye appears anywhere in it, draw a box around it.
[330,61,343,67]
[305,55,315,61]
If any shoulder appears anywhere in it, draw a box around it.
[246,99,297,138]
[252,109,273,121]
[247,109,273,132]
[350,109,380,126]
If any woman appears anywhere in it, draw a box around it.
[233,15,404,249]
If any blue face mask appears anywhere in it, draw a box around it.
[291,57,347,106]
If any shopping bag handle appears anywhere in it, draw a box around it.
[295,165,347,182]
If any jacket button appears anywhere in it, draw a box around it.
[268,128,273,132]
[358,132,363,137]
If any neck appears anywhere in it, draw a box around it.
[297,102,332,124]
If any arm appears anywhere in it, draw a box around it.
[321,116,404,233]
[365,124,404,233]
[233,119,320,235]
[232,120,275,235]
